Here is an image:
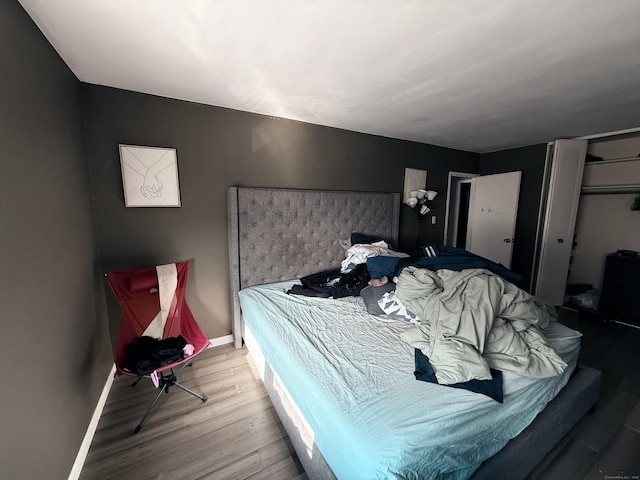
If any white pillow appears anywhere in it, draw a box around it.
[341,241,409,273]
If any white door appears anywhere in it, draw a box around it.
[534,139,587,305]
[466,171,522,267]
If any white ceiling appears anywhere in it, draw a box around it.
[18,0,640,153]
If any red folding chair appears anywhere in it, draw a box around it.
[105,260,210,433]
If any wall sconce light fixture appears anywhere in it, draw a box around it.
[403,168,438,248]
[403,167,437,220]
[405,188,438,220]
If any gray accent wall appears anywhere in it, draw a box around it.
[479,143,548,290]
[0,2,112,479]
[81,84,478,343]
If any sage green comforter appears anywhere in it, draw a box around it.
[397,266,567,385]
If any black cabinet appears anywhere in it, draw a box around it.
[599,253,640,326]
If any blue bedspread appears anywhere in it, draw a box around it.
[239,280,581,480]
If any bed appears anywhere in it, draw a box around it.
[227,186,601,480]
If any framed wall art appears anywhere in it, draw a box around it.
[119,144,181,207]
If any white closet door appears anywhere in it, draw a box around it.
[535,139,587,305]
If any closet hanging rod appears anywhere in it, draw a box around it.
[581,184,640,195]
[585,156,640,165]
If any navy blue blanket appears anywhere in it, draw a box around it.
[367,244,522,285]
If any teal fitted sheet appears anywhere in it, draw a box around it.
[239,280,581,480]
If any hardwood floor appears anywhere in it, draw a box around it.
[79,345,306,480]
[81,312,640,480]
[528,308,640,480]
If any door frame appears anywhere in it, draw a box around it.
[444,171,478,247]
[530,142,555,292]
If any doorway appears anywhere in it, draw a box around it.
[444,172,476,249]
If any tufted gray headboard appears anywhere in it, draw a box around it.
[228,187,401,348]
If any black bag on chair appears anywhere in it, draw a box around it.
[123,335,187,376]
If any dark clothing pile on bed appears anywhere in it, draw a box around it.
[287,263,370,299]
[288,245,521,299]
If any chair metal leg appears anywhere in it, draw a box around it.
[174,382,208,402]
[131,376,143,387]
[132,367,207,433]
[134,386,165,433]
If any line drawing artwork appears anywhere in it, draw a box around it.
[119,145,181,207]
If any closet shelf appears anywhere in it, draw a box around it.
[582,156,640,194]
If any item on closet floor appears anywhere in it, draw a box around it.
[599,253,640,327]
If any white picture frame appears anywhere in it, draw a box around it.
[119,144,181,207]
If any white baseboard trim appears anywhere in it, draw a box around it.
[208,334,234,348]
[68,363,116,480]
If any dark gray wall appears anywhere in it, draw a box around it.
[2,4,479,475]
[479,143,548,290]
[81,85,478,342]
[0,2,112,479]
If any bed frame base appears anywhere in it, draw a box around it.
[471,365,601,479]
